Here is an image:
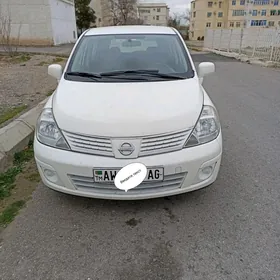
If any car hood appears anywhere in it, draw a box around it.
[53,78,203,137]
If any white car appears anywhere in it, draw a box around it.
[34,26,222,200]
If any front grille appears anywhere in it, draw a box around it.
[63,128,191,157]
[68,172,187,195]
[139,129,191,156]
[63,131,114,157]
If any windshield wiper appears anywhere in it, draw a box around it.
[66,71,148,81]
[100,70,186,80]
[101,69,159,76]
[66,72,102,78]
[143,72,186,80]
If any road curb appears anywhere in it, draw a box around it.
[204,49,280,68]
[0,51,69,58]
[0,98,48,172]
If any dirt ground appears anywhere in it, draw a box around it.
[0,54,67,127]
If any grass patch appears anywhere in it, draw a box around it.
[0,54,31,63]
[36,57,65,66]
[0,200,25,227]
[46,88,55,97]
[191,47,203,52]
[0,141,34,200]
[52,57,65,63]
[14,141,34,165]
[0,105,27,125]
[0,166,22,199]
[12,54,31,63]
[36,61,48,66]
[25,172,41,183]
[0,141,38,228]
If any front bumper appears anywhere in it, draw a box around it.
[34,133,222,200]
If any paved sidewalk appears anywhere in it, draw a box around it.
[0,44,75,57]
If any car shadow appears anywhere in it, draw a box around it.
[49,180,220,215]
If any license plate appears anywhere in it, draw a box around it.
[93,167,164,183]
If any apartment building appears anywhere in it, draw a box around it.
[137,3,170,26]
[190,0,280,40]
[89,0,103,27]
[0,0,77,45]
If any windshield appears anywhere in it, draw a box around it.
[65,33,194,82]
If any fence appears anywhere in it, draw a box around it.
[204,28,280,62]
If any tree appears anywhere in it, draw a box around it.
[75,0,96,30]
[168,8,190,28]
[183,9,190,23]
[0,5,22,56]
[168,12,190,40]
[102,0,140,26]
[168,13,182,29]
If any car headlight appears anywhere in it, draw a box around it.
[36,108,70,150]
[184,105,220,148]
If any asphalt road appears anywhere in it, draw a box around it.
[1,53,280,280]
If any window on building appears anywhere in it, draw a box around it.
[140,9,151,13]
[230,22,234,27]
[156,15,159,20]
[232,0,236,5]
[218,12,223,17]
[268,21,275,26]
[192,23,195,27]
[270,9,277,15]
[261,9,266,15]
[207,12,212,17]
[219,1,222,8]
[217,22,222,27]
[274,0,279,5]
[253,0,269,4]
[251,19,267,26]
[208,2,213,7]
[193,2,196,8]
[193,11,196,17]
[157,8,161,12]
[278,9,280,14]
[236,22,241,27]
[206,22,211,27]
[240,0,245,4]
[232,10,245,16]
[252,10,257,15]
[278,20,280,25]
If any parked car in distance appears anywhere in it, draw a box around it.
[34,25,222,200]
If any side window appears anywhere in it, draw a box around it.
[71,39,90,72]
[165,38,187,72]
[173,38,189,72]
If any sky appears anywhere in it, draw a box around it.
[140,0,191,15]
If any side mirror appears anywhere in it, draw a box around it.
[48,64,62,81]
[198,62,215,84]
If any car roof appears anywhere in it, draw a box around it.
[85,25,176,36]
